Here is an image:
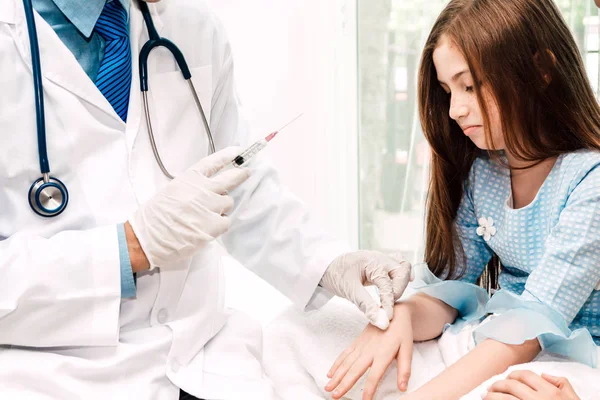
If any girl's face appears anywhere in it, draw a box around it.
[432,35,504,150]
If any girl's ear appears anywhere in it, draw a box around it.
[533,49,557,86]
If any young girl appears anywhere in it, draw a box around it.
[325,0,600,399]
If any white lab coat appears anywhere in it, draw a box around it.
[0,1,346,399]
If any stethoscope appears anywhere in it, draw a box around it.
[22,0,215,218]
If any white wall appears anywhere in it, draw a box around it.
[205,0,359,324]
[207,0,358,246]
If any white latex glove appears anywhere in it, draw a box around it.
[129,147,250,270]
[319,251,412,330]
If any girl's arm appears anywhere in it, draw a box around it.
[406,338,541,400]
[405,292,458,341]
[403,291,541,400]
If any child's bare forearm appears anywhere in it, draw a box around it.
[408,338,541,400]
[401,293,458,341]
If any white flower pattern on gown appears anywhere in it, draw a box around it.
[476,217,496,241]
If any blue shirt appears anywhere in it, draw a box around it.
[32,0,135,298]
[32,0,130,80]
[411,149,600,368]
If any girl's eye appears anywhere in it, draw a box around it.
[466,86,474,92]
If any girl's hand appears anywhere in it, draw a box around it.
[324,303,414,400]
[484,370,581,400]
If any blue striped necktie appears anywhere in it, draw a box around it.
[94,1,132,122]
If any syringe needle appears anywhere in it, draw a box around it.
[265,113,304,142]
[275,113,304,134]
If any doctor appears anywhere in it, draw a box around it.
[0,0,412,399]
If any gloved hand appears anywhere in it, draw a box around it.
[129,147,250,270]
[319,251,412,330]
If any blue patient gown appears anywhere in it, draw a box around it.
[411,149,600,367]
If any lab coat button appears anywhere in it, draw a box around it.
[157,309,169,324]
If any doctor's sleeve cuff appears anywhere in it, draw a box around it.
[408,263,489,322]
[117,224,136,298]
[473,290,598,368]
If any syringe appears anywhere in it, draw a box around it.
[229,114,303,168]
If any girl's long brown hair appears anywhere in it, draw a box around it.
[419,0,600,279]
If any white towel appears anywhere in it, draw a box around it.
[263,296,600,400]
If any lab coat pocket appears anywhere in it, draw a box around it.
[147,65,213,176]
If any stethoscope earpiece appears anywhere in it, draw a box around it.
[28,175,69,218]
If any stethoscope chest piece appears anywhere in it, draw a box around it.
[28,175,69,217]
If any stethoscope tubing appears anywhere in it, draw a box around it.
[23,0,69,218]
[138,0,216,178]
[23,0,50,175]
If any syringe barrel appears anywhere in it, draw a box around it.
[231,139,268,167]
